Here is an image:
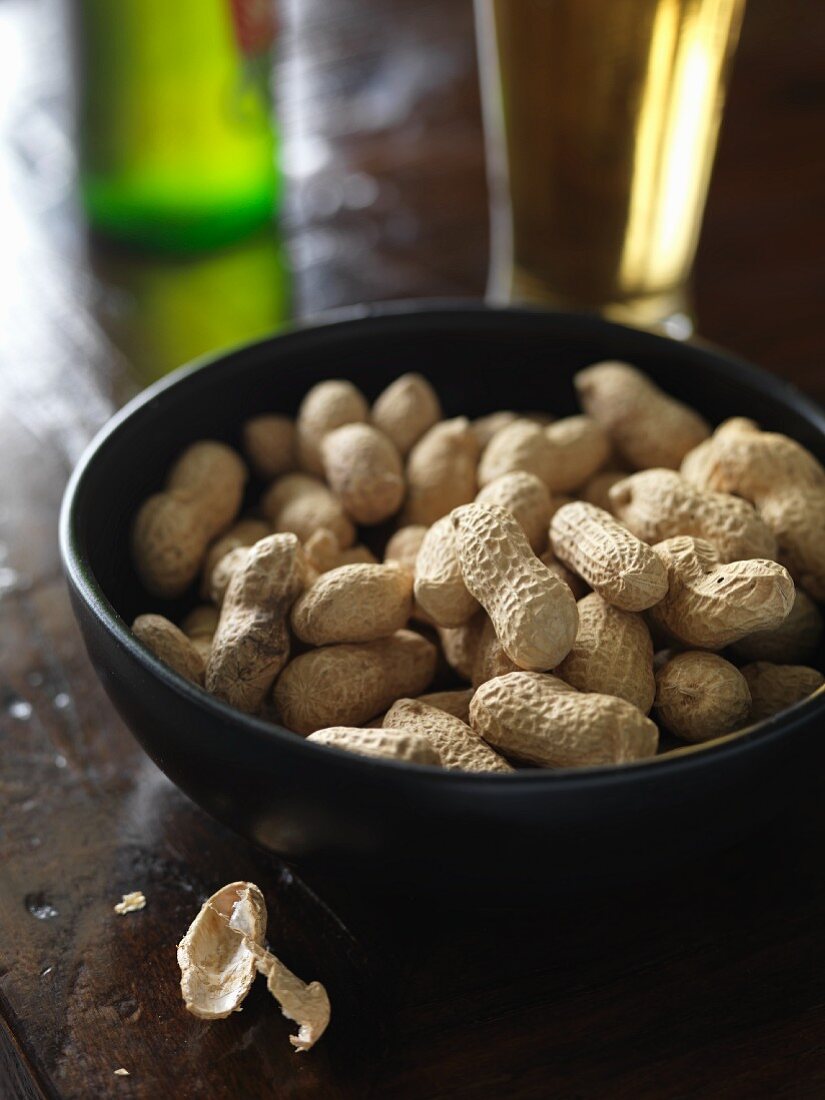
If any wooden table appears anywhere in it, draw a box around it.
[2,0,824,1096]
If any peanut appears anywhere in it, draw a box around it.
[416,688,475,723]
[579,470,628,513]
[273,629,436,734]
[654,652,751,742]
[304,527,376,573]
[414,516,480,627]
[471,410,518,451]
[649,536,794,649]
[609,469,777,563]
[206,534,310,713]
[132,441,247,598]
[303,527,340,572]
[338,546,378,567]
[556,593,655,713]
[575,361,710,469]
[291,562,413,645]
[371,372,442,455]
[242,415,296,479]
[307,726,441,766]
[180,604,220,662]
[679,416,760,486]
[201,518,270,597]
[538,548,589,600]
[384,523,431,623]
[209,545,252,606]
[437,612,485,681]
[132,614,205,685]
[452,503,579,671]
[384,698,513,772]
[543,416,611,492]
[471,615,519,688]
[741,662,825,723]
[681,423,823,498]
[295,379,369,475]
[759,490,825,601]
[384,524,428,571]
[477,419,553,487]
[261,472,355,549]
[680,425,825,598]
[321,423,405,524]
[476,471,552,553]
[403,417,479,526]
[470,671,658,767]
[731,587,823,663]
[550,501,668,611]
[547,493,576,521]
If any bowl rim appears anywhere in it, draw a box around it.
[59,298,825,789]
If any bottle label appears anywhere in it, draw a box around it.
[228,0,277,57]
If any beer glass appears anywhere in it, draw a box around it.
[475,0,746,336]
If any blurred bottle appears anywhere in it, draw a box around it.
[91,228,291,392]
[76,0,279,252]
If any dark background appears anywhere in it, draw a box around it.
[1,0,824,1096]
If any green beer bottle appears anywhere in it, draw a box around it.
[77,0,279,251]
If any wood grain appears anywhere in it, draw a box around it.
[1,0,824,1096]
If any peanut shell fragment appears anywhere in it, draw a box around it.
[177,880,330,1052]
[178,881,267,1020]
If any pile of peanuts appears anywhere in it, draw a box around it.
[130,362,825,771]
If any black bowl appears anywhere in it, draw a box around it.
[60,302,825,890]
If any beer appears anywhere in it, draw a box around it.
[476,0,746,332]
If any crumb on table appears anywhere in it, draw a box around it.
[114,891,146,915]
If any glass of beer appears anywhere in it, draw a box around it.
[475,0,746,336]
